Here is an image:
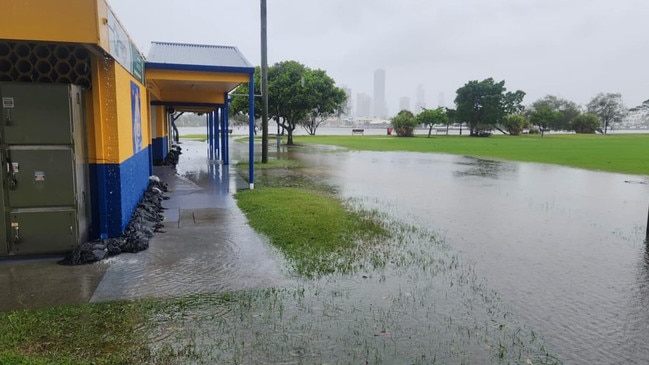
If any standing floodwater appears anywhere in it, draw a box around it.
[277,146,649,364]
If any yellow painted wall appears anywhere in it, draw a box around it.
[153,105,167,139]
[0,0,101,45]
[114,64,149,160]
[88,56,149,164]
[146,69,250,83]
[159,89,226,104]
[88,55,119,164]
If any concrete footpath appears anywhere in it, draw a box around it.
[0,153,287,312]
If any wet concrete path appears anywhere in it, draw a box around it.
[0,140,287,311]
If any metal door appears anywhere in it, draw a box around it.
[0,83,88,255]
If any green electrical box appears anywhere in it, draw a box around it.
[0,83,90,256]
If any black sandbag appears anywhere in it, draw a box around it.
[59,176,168,265]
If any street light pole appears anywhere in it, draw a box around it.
[260,0,269,163]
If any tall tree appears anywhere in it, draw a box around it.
[301,69,347,135]
[586,93,627,134]
[529,106,562,136]
[231,61,346,145]
[530,95,581,131]
[417,107,449,137]
[454,78,524,136]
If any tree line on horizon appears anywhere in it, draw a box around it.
[229,60,633,141]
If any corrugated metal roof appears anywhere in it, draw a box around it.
[146,41,253,70]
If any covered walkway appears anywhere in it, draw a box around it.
[146,41,257,188]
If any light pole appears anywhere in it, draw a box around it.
[260,0,269,163]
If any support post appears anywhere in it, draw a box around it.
[207,112,213,160]
[646,203,649,240]
[214,109,220,161]
[223,97,230,165]
[261,0,269,163]
[248,73,255,189]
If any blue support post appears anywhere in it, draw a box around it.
[220,104,227,164]
[224,95,230,165]
[214,108,220,161]
[248,74,255,189]
[207,112,213,160]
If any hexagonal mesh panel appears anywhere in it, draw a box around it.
[0,41,91,87]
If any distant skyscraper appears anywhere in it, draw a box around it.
[438,92,445,108]
[399,97,411,112]
[342,86,353,116]
[356,92,372,118]
[373,69,387,118]
[415,84,426,111]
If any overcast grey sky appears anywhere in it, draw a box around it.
[108,0,648,116]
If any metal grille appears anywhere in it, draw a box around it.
[0,41,91,87]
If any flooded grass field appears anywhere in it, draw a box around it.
[146,221,559,364]
[276,143,649,364]
[143,140,570,364]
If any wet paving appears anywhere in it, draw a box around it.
[92,141,288,302]
[0,140,288,311]
[274,144,649,364]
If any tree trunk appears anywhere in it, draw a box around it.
[428,125,432,138]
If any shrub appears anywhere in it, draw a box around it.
[391,110,418,137]
[502,114,529,135]
[571,113,600,134]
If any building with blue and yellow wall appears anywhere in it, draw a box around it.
[0,0,256,255]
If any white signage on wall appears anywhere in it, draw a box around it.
[106,8,145,83]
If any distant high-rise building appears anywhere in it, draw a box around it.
[356,92,372,118]
[399,97,411,112]
[438,92,445,108]
[415,84,426,111]
[373,69,387,118]
[342,86,353,116]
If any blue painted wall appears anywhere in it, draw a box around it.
[152,136,168,164]
[89,146,151,239]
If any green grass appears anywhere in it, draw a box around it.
[235,158,303,170]
[296,133,649,175]
[235,187,388,277]
[0,301,151,365]
[179,134,207,141]
[235,155,390,277]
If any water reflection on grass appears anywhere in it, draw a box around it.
[146,214,561,364]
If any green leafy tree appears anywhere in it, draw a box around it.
[529,106,562,136]
[586,93,627,134]
[391,110,418,137]
[417,107,449,137]
[501,114,529,135]
[530,95,581,131]
[571,113,600,133]
[301,69,347,135]
[445,108,462,135]
[231,61,346,145]
[454,78,525,136]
